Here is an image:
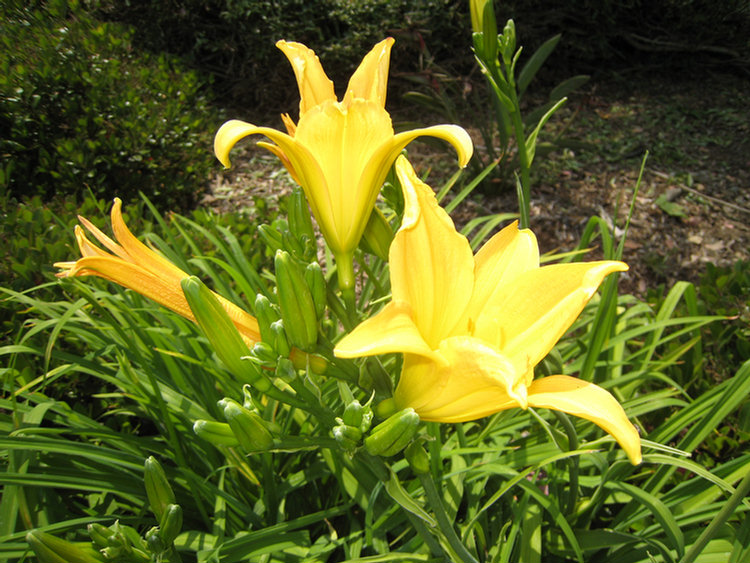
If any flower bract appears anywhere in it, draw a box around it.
[335,156,641,465]
[214,38,473,290]
[55,198,260,345]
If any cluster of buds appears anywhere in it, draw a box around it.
[332,397,422,460]
[194,386,280,452]
[27,458,183,563]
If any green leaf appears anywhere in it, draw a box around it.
[518,34,561,95]
[383,469,437,528]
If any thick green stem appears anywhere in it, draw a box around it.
[507,89,532,229]
[419,473,480,563]
[679,467,750,563]
[334,250,357,314]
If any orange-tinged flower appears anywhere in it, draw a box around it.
[214,39,473,291]
[55,198,260,345]
[335,157,641,464]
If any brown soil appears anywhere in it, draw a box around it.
[205,73,750,296]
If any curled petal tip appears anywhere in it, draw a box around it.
[214,119,254,169]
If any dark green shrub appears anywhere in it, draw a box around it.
[91,0,469,115]
[497,0,750,77]
[0,0,219,211]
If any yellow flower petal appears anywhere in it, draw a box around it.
[334,301,435,359]
[58,203,261,345]
[257,141,301,184]
[275,40,336,116]
[389,157,474,348]
[391,124,474,168]
[343,37,394,107]
[527,375,642,464]
[294,100,394,253]
[109,199,186,283]
[456,221,539,336]
[395,336,520,422]
[475,261,628,371]
[62,255,197,321]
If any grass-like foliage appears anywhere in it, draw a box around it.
[2,6,749,562]
[2,180,749,562]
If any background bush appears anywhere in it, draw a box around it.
[0,0,219,211]
[497,0,750,78]
[91,0,470,116]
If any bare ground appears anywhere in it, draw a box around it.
[205,72,750,296]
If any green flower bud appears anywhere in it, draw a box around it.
[287,187,315,244]
[182,277,268,390]
[333,423,362,453]
[342,400,364,428]
[274,250,318,351]
[500,19,516,62]
[342,399,373,433]
[257,224,284,253]
[282,229,306,258]
[364,408,420,457]
[26,530,105,563]
[254,294,280,346]
[158,504,183,545]
[360,207,393,261]
[223,399,274,451]
[252,341,278,365]
[193,419,240,447]
[87,523,112,549]
[304,262,327,320]
[275,356,297,382]
[404,441,430,475]
[144,456,176,522]
[242,383,256,410]
[145,527,166,554]
[270,320,291,357]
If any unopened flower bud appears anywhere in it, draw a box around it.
[144,456,175,522]
[364,408,420,457]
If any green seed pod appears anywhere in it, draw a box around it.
[26,530,105,563]
[274,250,318,351]
[192,420,240,447]
[144,456,176,522]
[223,399,274,451]
[304,262,327,320]
[158,504,183,545]
[404,441,431,475]
[364,408,420,457]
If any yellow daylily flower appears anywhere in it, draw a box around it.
[214,38,473,292]
[55,198,260,345]
[335,156,641,465]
